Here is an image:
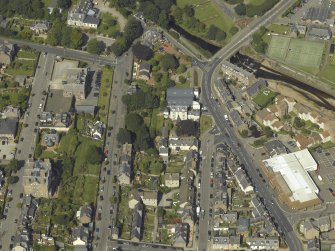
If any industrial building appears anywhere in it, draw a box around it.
[261,149,321,209]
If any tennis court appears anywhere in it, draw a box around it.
[267,35,325,68]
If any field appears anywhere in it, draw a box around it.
[200,115,213,134]
[252,88,277,108]
[176,0,235,39]
[267,36,325,68]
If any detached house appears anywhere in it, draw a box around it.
[166,87,195,121]
[140,190,158,207]
[67,0,100,29]
[0,41,15,65]
[77,205,93,224]
[118,143,133,185]
[165,173,180,188]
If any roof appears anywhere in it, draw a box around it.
[306,6,330,22]
[0,41,14,56]
[174,223,189,244]
[165,173,180,181]
[264,140,287,157]
[229,110,243,125]
[308,27,331,38]
[237,218,250,232]
[167,87,194,107]
[262,149,319,203]
[0,118,17,135]
[244,79,267,97]
[141,190,157,200]
[83,15,100,25]
[131,203,143,240]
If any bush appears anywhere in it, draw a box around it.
[8,176,19,184]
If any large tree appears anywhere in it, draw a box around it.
[132,43,153,60]
[161,54,178,71]
[87,39,105,55]
[125,113,144,132]
[176,120,199,137]
[117,128,134,144]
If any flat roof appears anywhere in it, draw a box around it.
[263,149,319,203]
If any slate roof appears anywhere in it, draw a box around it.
[0,118,17,136]
[167,87,194,107]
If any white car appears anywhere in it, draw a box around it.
[39,103,43,109]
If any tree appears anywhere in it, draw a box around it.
[177,64,187,74]
[140,1,160,23]
[57,0,71,9]
[109,36,127,56]
[132,43,153,60]
[294,117,305,128]
[215,29,226,41]
[158,10,170,29]
[8,176,19,184]
[230,26,239,35]
[154,0,174,10]
[264,126,273,138]
[183,5,194,17]
[87,39,105,55]
[125,113,144,132]
[240,129,248,138]
[8,159,19,173]
[117,128,134,144]
[124,18,143,42]
[234,3,246,15]
[161,54,178,71]
[179,76,186,84]
[86,145,102,164]
[176,120,199,137]
[207,25,219,40]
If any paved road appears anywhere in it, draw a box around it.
[0,53,54,250]
[106,240,182,251]
[0,37,116,66]
[197,132,215,251]
[95,52,133,251]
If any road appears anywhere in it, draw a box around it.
[0,53,55,250]
[0,37,116,66]
[197,132,215,251]
[197,0,302,250]
[95,52,133,251]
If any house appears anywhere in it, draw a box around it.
[137,63,151,81]
[67,0,100,29]
[129,190,141,209]
[174,223,189,248]
[40,112,53,124]
[165,173,180,188]
[223,212,238,224]
[166,87,194,121]
[243,79,267,100]
[221,61,255,85]
[294,134,315,150]
[179,177,195,209]
[140,190,158,207]
[307,238,321,251]
[42,132,59,147]
[0,41,15,65]
[213,236,241,250]
[264,140,287,157]
[30,21,50,34]
[72,226,89,246]
[131,203,143,242]
[187,109,200,121]
[229,110,248,132]
[234,168,253,194]
[308,27,331,40]
[267,101,288,118]
[255,109,282,131]
[251,197,266,218]
[0,117,18,142]
[1,105,20,119]
[275,95,296,113]
[23,159,56,198]
[77,205,93,224]
[90,121,104,139]
[118,143,133,185]
[169,137,199,152]
[159,138,169,163]
[247,236,279,250]
[314,215,332,232]
[62,68,88,100]
[237,218,250,234]
[300,220,320,239]
[304,6,330,25]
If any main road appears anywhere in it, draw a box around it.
[200,0,302,250]
[0,36,116,66]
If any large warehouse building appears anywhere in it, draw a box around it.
[262,149,321,209]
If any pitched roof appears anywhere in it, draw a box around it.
[167,87,194,107]
[0,118,17,136]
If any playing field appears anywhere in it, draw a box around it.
[267,36,325,68]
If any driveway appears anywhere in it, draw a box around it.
[96,0,127,31]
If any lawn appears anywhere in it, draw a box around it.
[166,152,185,173]
[73,176,99,205]
[150,108,164,134]
[0,87,30,111]
[252,88,277,108]
[267,36,325,68]
[17,50,37,59]
[97,66,113,123]
[5,59,37,76]
[200,115,213,134]
[118,187,132,240]
[267,24,290,35]
[97,12,120,37]
[143,208,156,242]
[318,64,335,86]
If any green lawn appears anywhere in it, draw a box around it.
[319,64,335,86]
[200,115,213,134]
[73,176,99,205]
[97,12,120,37]
[150,108,164,134]
[17,50,37,59]
[267,24,290,35]
[252,88,277,108]
[5,59,36,76]
[98,66,113,123]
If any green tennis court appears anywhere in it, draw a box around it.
[267,35,325,68]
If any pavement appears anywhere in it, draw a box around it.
[0,37,116,66]
[0,53,55,250]
[94,51,133,251]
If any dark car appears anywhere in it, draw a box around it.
[108,132,112,137]
[100,195,104,201]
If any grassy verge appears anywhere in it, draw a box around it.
[252,88,277,108]
[97,66,113,123]
[200,115,213,134]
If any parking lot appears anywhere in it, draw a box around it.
[311,147,335,205]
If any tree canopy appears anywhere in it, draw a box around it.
[117,128,134,144]
[176,120,199,137]
[87,39,105,55]
[132,43,153,60]
[160,54,179,71]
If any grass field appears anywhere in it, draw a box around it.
[200,115,213,134]
[267,36,325,68]
[253,88,277,108]
[97,66,113,123]
[176,0,235,39]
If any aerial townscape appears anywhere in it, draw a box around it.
[2,0,335,251]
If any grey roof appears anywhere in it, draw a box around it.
[248,237,279,249]
[306,7,330,22]
[167,87,194,107]
[264,140,287,157]
[0,41,14,56]
[118,163,131,177]
[229,110,243,126]
[237,218,250,232]
[307,238,321,251]
[244,79,267,97]
[131,203,143,241]
[0,118,17,136]
[213,236,229,244]
[80,205,93,219]
[308,27,331,39]
[223,212,238,223]
[72,226,89,241]
[139,63,151,73]
[83,15,100,25]
[174,223,189,245]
